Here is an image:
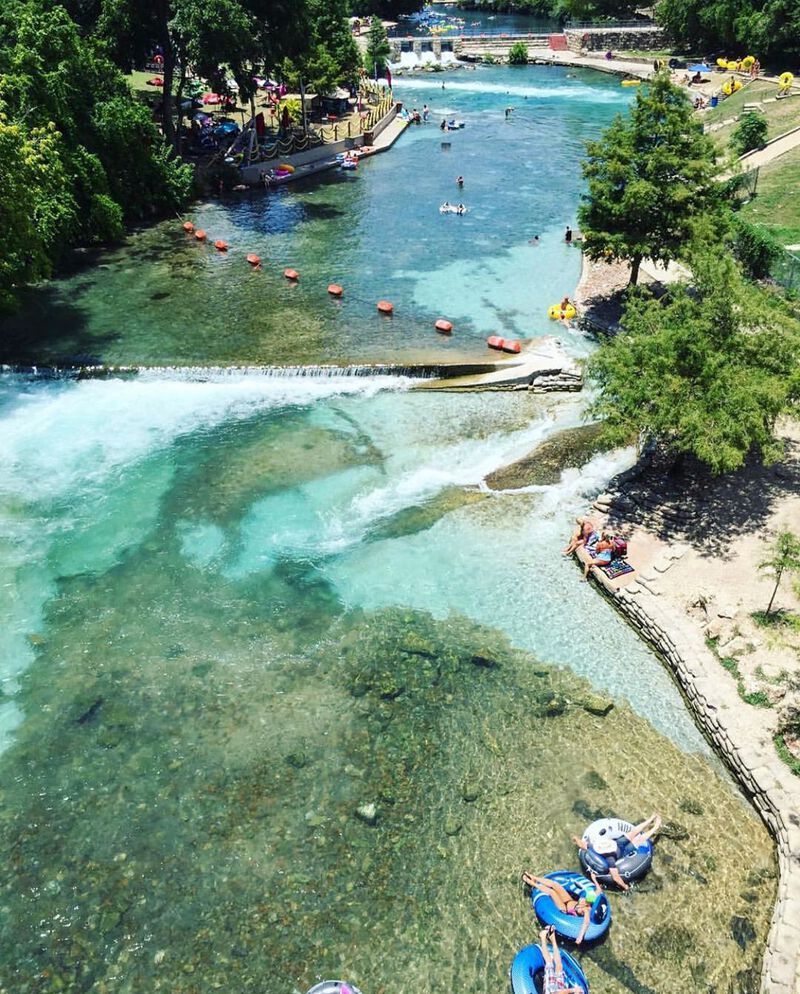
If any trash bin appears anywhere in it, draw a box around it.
[710,95,719,107]
[363,130,374,145]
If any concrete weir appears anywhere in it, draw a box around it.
[417,336,583,391]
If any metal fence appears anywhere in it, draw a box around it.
[771,249,800,292]
[564,18,657,29]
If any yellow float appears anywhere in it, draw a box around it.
[778,71,794,95]
[278,163,295,173]
[716,58,729,68]
[741,55,755,70]
[722,79,742,95]
[621,79,641,87]
[548,303,577,320]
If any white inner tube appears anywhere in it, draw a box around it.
[582,818,632,851]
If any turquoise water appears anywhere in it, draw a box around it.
[0,67,628,367]
[0,67,775,994]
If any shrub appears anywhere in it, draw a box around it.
[508,41,529,65]
[731,112,768,156]
[732,216,781,280]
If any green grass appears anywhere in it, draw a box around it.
[740,145,800,246]
[752,609,800,630]
[774,734,800,776]
[706,637,773,708]
[125,70,162,98]
[708,87,800,153]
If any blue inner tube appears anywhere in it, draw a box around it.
[510,943,590,994]
[531,871,611,942]
[578,840,653,885]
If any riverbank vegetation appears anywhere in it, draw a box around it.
[0,0,375,313]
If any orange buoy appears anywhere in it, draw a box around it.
[182,221,194,233]
[214,240,228,252]
[246,253,261,266]
[502,339,522,354]
[435,318,453,334]
[194,229,207,241]
[284,268,299,281]
[377,300,394,314]
[487,336,505,350]
[328,284,344,297]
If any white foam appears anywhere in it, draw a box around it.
[394,77,627,103]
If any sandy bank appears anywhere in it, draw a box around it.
[576,423,800,994]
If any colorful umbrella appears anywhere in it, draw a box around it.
[202,92,224,104]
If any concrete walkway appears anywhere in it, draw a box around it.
[738,124,800,170]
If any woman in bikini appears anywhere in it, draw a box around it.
[521,873,601,945]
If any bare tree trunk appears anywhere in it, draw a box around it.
[156,0,177,152]
[629,254,642,286]
[766,570,782,615]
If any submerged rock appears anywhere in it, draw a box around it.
[461,781,480,802]
[579,693,614,717]
[285,751,309,769]
[660,820,690,841]
[730,915,756,950]
[583,770,608,791]
[355,803,378,826]
[679,797,704,816]
[443,816,462,836]
[485,422,610,489]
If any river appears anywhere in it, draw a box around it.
[0,65,775,994]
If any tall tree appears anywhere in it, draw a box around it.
[656,0,800,62]
[578,71,720,286]
[0,0,191,311]
[282,0,360,96]
[587,249,800,474]
[95,0,308,151]
[759,531,800,616]
[364,15,391,78]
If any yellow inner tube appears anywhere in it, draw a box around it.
[779,72,794,86]
[621,79,640,87]
[548,304,577,320]
[726,60,740,71]
[741,56,755,69]
[716,58,729,68]
[722,80,742,95]
[278,163,295,173]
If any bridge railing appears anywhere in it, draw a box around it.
[564,18,656,29]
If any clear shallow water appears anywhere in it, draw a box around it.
[0,66,629,367]
[0,65,776,994]
[0,373,776,994]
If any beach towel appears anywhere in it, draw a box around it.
[600,558,634,580]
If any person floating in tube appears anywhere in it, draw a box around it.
[539,927,585,994]
[522,873,602,945]
[572,813,662,891]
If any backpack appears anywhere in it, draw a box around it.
[611,536,628,557]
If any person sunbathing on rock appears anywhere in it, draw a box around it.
[582,534,614,578]
[572,814,662,889]
[562,518,598,556]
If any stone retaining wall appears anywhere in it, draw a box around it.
[592,574,800,994]
[564,26,669,53]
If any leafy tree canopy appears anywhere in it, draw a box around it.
[364,15,391,76]
[656,0,800,63]
[578,71,721,285]
[587,248,800,474]
[0,0,191,313]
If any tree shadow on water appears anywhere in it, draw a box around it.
[0,283,116,367]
